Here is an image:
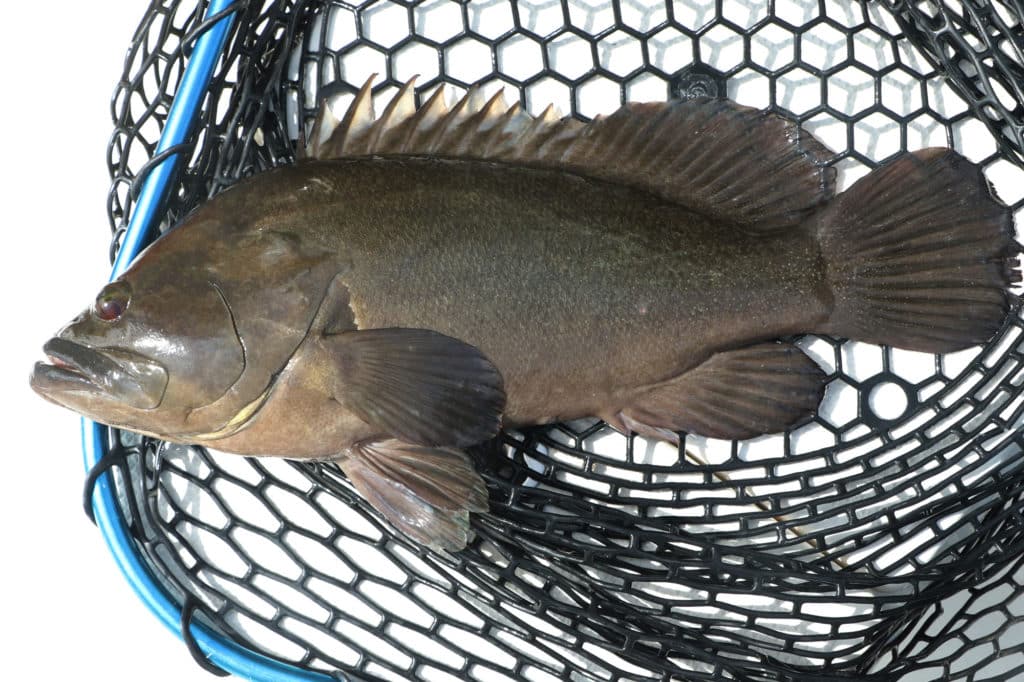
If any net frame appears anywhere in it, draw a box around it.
[84,1,1024,680]
[82,2,306,678]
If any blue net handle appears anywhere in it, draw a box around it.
[81,3,335,680]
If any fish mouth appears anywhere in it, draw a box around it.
[32,338,168,410]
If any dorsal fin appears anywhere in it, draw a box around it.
[304,77,837,231]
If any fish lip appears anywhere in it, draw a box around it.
[36,338,100,390]
[33,337,168,409]
[30,359,96,394]
[41,338,110,386]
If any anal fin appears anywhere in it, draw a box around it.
[613,342,826,441]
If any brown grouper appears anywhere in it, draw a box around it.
[32,79,1020,550]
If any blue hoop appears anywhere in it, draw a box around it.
[82,3,336,679]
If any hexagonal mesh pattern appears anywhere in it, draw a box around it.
[99,0,1024,680]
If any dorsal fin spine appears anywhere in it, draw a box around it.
[406,87,449,152]
[304,77,836,232]
[367,78,417,152]
[336,77,375,155]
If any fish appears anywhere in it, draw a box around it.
[32,78,1020,551]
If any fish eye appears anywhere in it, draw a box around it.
[94,281,131,322]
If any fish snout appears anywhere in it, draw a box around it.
[54,310,90,338]
[33,337,168,410]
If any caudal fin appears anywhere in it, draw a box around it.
[816,149,1020,353]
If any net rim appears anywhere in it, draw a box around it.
[85,0,1024,679]
[80,2,331,679]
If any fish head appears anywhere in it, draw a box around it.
[31,254,249,439]
[32,166,351,445]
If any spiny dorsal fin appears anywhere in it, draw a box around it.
[304,76,837,231]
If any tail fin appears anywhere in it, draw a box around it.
[816,149,1020,353]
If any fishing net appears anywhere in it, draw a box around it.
[95,0,1024,679]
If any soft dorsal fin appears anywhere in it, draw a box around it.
[304,77,836,231]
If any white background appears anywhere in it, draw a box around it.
[4,3,1021,682]
[2,4,212,680]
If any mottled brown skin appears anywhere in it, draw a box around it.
[33,156,830,454]
[32,68,1020,552]
[32,137,1017,550]
[202,157,832,453]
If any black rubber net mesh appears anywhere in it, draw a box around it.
[98,1,1024,680]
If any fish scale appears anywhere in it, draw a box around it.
[33,81,1018,550]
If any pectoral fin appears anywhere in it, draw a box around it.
[339,439,488,551]
[320,328,505,447]
[610,342,826,441]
